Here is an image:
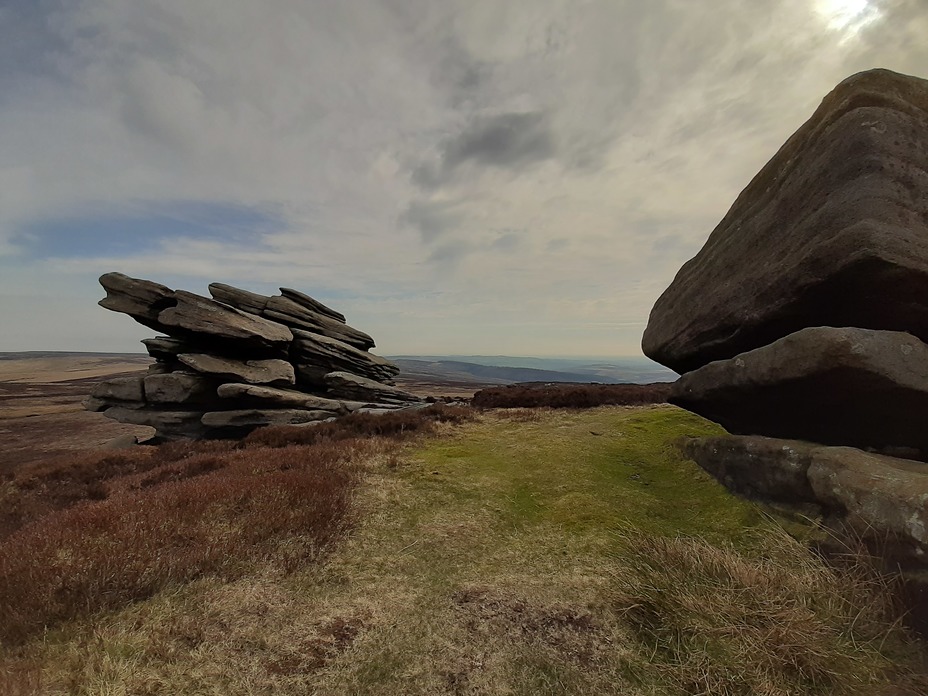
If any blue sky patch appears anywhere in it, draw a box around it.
[13,201,286,260]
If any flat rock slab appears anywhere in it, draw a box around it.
[201,409,335,428]
[264,296,374,350]
[280,287,345,323]
[208,283,270,315]
[158,291,293,355]
[643,68,928,373]
[90,375,145,403]
[103,407,206,440]
[324,371,423,404]
[216,383,348,412]
[290,329,399,384]
[99,272,174,329]
[143,373,218,404]
[142,336,189,359]
[680,435,820,504]
[671,327,928,457]
[178,353,295,386]
[683,434,928,565]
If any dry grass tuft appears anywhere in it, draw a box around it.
[612,528,928,695]
[472,382,671,409]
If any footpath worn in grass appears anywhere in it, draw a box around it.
[3,406,926,695]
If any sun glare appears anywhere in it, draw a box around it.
[815,0,881,35]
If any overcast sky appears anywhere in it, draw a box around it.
[1,0,925,356]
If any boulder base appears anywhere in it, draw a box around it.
[671,327,928,458]
[683,434,928,566]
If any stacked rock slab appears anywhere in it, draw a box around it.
[86,273,422,440]
[641,69,928,567]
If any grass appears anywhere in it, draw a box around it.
[1,405,926,694]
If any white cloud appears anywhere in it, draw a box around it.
[1,0,925,355]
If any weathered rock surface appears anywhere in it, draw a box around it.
[90,375,145,403]
[324,371,423,405]
[201,409,335,429]
[143,373,218,405]
[671,327,928,456]
[99,272,174,330]
[208,282,270,315]
[103,407,206,440]
[280,287,346,323]
[643,69,928,374]
[216,383,350,412]
[683,435,928,565]
[142,336,189,360]
[178,354,295,386]
[264,296,374,350]
[158,291,293,356]
[90,273,417,440]
[290,329,399,384]
[680,435,819,505]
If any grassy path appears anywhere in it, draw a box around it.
[10,406,926,695]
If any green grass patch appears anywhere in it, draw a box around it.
[417,405,763,543]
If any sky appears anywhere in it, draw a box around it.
[1,0,926,357]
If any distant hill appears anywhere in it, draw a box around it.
[390,356,677,385]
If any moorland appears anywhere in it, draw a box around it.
[1,353,927,695]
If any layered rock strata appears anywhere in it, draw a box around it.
[641,69,928,597]
[643,68,928,375]
[670,327,928,457]
[86,273,421,440]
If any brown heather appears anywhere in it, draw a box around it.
[471,382,671,409]
[0,406,471,647]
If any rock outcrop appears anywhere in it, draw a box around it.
[643,68,928,375]
[641,68,928,604]
[87,273,422,440]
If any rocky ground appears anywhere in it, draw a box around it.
[0,353,487,471]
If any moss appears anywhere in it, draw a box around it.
[415,405,773,546]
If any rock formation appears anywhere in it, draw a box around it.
[641,69,928,581]
[643,68,928,375]
[86,273,423,440]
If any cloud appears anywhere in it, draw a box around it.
[412,111,556,188]
[1,0,926,356]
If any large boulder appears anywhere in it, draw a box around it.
[683,435,928,566]
[643,69,928,374]
[671,327,928,457]
[679,434,819,504]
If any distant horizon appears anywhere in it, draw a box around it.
[0,349,663,362]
